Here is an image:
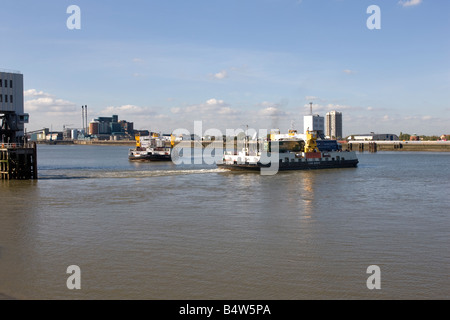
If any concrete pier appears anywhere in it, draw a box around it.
[0,142,37,180]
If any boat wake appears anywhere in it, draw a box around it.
[38,168,228,180]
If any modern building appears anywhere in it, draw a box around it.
[303,114,324,136]
[0,70,29,143]
[325,111,343,139]
[119,120,134,135]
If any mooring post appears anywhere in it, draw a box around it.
[33,142,38,179]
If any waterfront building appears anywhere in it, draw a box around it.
[88,115,134,138]
[0,69,29,143]
[348,133,399,141]
[303,114,324,136]
[325,111,343,139]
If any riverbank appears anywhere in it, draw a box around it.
[342,141,450,152]
[34,140,450,151]
[74,140,135,146]
[36,140,135,146]
[191,141,450,152]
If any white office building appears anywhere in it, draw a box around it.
[303,114,324,135]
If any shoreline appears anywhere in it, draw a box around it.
[341,141,450,152]
[34,140,450,152]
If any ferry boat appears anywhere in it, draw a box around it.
[128,133,174,161]
[217,130,358,171]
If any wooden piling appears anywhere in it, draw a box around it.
[359,143,364,152]
[0,143,37,180]
[368,142,377,153]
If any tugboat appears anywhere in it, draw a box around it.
[217,130,358,171]
[128,133,174,161]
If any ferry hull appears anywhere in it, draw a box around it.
[128,154,172,161]
[217,159,358,171]
[129,134,174,162]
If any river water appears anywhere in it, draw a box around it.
[0,145,449,299]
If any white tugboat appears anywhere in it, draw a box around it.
[128,133,174,161]
[217,130,358,171]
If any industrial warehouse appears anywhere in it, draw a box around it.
[27,108,138,143]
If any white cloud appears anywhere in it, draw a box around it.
[325,103,356,111]
[171,98,240,118]
[97,104,173,131]
[24,90,77,115]
[24,90,80,130]
[184,98,228,113]
[258,102,288,117]
[260,106,286,117]
[212,70,228,80]
[218,107,238,115]
[206,98,225,106]
[398,0,422,7]
[170,107,181,114]
[24,89,52,98]
[343,69,356,75]
[303,103,361,113]
[101,104,152,116]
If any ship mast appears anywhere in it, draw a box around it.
[245,124,249,156]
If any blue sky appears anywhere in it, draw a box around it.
[1,0,449,135]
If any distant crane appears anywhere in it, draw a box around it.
[63,124,73,131]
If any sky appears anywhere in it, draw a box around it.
[1,0,449,136]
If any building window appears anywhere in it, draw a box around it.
[5,95,8,103]
[10,80,13,88]
[10,95,13,103]
[0,95,2,102]
[0,79,2,87]
[4,80,7,88]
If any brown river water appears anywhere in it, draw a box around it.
[0,145,449,299]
